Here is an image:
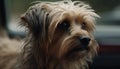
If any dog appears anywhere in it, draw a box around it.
[0,0,99,69]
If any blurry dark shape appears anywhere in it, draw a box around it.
[0,0,7,29]
[98,6,120,25]
[0,0,8,38]
[91,12,120,69]
[0,0,24,38]
[79,0,120,12]
[89,4,120,69]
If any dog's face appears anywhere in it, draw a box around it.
[21,1,99,61]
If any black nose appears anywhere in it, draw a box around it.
[79,36,91,46]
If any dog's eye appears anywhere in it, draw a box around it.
[58,20,70,31]
[81,22,86,29]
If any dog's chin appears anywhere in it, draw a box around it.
[65,45,89,60]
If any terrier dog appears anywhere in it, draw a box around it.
[0,0,99,69]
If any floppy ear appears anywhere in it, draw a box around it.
[21,8,43,32]
[20,7,50,36]
[21,14,31,30]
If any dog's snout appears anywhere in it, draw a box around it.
[79,36,91,46]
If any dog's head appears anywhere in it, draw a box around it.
[21,0,99,61]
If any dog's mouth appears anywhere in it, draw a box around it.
[65,45,89,60]
[70,45,89,52]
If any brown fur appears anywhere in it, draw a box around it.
[0,0,99,69]
[0,27,21,69]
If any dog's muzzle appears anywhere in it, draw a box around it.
[69,36,91,52]
[79,36,91,46]
[79,36,91,50]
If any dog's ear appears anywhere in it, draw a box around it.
[21,7,50,36]
[20,8,43,31]
[21,14,31,29]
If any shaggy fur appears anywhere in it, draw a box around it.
[0,0,99,69]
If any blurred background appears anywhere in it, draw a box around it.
[0,0,120,69]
